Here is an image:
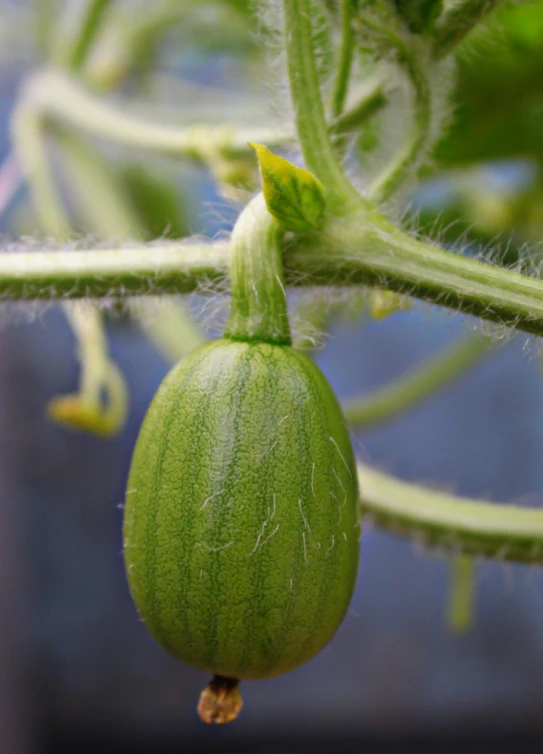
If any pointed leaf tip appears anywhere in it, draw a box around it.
[249,143,326,232]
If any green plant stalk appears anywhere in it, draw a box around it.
[4,218,543,337]
[64,302,113,404]
[22,71,292,163]
[447,555,475,634]
[225,193,291,345]
[129,298,205,364]
[343,334,493,428]
[11,109,128,435]
[363,24,432,202]
[8,106,543,341]
[55,127,205,362]
[23,70,383,161]
[329,80,388,136]
[290,211,543,337]
[36,0,56,60]
[329,0,502,134]
[358,463,543,564]
[0,243,229,299]
[282,0,367,213]
[11,106,70,237]
[55,125,146,239]
[431,0,501,60]
[331,0,356,119]
[67,0,115,71]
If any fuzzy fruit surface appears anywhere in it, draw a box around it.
[124,338,361,680]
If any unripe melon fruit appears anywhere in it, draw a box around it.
[124,338,360,718]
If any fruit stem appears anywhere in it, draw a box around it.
[225,193,291,346]
[197,676,243,725]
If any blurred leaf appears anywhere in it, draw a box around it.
[436,0,543,167]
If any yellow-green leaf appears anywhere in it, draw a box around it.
[250,143,326,232]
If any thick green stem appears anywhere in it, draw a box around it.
[67,0,114,71]
[225,193,291,345]
[282,0,367,213]
[343,334,493,428]
[358,463,543,564]
[3,219,543,339]
[0,243,228,299]
[432,0,501,60]
[289,211,543,338]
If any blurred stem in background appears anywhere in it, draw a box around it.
[362,18,432,202]
[18,70,287,169]
[343,334,493,429]
[11,86,130,437]
[331,0,356,119]
[66,0,114,71]
[447,555,476,634]
[36,0,57,60]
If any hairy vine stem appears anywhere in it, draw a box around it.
[2,222,543,338]
[358,463,543,565]
[364,24,432,201]
[282,0,368,213]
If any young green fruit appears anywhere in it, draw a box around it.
[124,338,360,686]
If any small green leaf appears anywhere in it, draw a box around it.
[249,143,326,232]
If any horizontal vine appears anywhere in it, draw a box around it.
[358,463,543,565]
[3,216,543,339]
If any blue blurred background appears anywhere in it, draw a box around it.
[2,1,543,753]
